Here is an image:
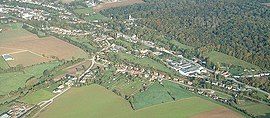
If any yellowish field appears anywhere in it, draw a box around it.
[0,23,88,67]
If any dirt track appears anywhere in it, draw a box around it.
[94,0,144,11]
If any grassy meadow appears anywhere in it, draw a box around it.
[21,89,54,105]
[236,100,270,117]
[0,57,9,69]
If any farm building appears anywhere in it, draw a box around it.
[2,54,14,61]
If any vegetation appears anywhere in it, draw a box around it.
[102,0,270,70]
[236,100,270,117]
[0,61,61,95]
[21,89,54,105]
[110,52,175,75]
[38,84,226,118]
[0,57,9,69]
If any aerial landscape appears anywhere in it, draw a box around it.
[0,0,270,118]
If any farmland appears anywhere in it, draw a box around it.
[0,23,88,67]
[38,84,242,118]
[93,0,145,11]
[73,7,108,21]
[0,61,61,95]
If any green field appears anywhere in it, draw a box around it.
[0,61,61,95]
[112,52,175,75]
[38,84,226,118]
[215,91,232,99]
[204,51,260,70]
[133,81,195,109]
[21,89,54,105]
[236,100,270,117]
[0,57,9,69]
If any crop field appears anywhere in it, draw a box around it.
[236,100,270,117]
[38,84,242,118]
[0,61,61,95]
[93,0,145,11]
[0,23,88,67]
[21,89,54,105]
[204,51,260,70]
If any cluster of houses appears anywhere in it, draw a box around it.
[198,90,235,104]
[84,0,97,7]
[0,103,32,118]
[167,59,207,77]
[114,64,171,82]
[0,5,48,21]
[48,27,91,36]
[53,74,77,94]
[110,44,127,52]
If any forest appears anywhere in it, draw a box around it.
[101,0,270,70]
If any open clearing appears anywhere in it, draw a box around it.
[0,62,61,95]
[94,0,145,11]
[38,84,242,118]
[0,23,88,67]
[21,89,54,105]
[204,51,260,70]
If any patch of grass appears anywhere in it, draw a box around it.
[133,82,174,109]
[236,100,270,117]
[229,67,244,75]
[204,51,260,70]
[38,84,224,118]
[0,57,9,69]
[21,89,54,105]
[0,62,61,95]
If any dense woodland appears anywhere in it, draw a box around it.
[101,0,270,69]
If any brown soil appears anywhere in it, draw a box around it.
[191,107,244,118]
[93,0,144,11]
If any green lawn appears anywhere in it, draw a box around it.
[21,89,54,105]
[85,13,108,21]
[236,100,270,117]
[0,61,61,95]
[204,51,260,70]
[113,52,175,75]
[0,105,8,115]
[38,84,226,118]
[0,57,9,69]
[215,91,232,99]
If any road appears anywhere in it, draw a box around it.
[32,86,71,118]
[226,77,270,95]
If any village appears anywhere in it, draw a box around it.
[0,0,270,118]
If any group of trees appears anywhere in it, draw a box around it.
[101,0,270,69]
